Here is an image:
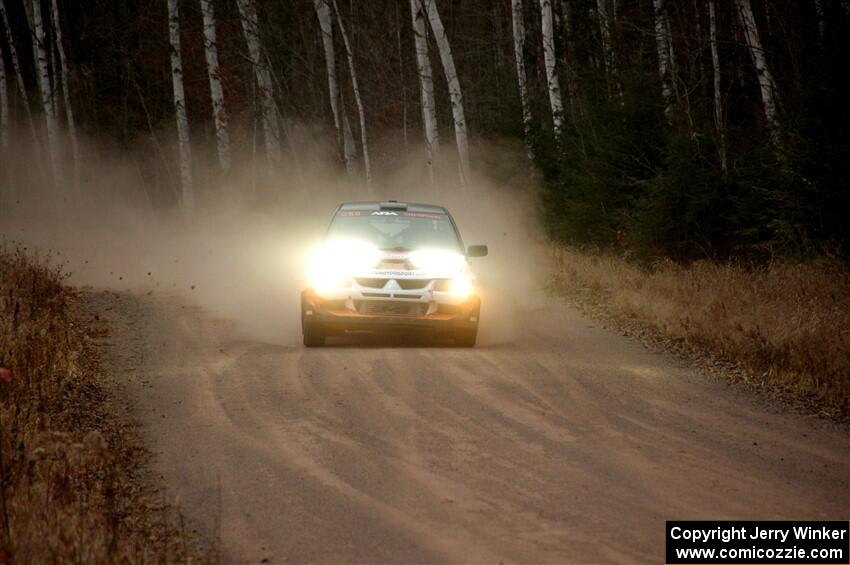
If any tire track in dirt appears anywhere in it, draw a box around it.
[87,290,850,564]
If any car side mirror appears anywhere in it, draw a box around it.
[466,244,488,258]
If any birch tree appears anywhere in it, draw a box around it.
[48,23,57,122]
[734,0,780,141]
[421,0,471,186]
[410,0,438,174]
[29,0,61,180]
[167,0,194,213]
[0,0,39,147]
[511,0,532,153]
[539,0,564,134]
[331,0,371,188]
[50,0,79,187]
[652,0,674,120]
[665,6,678,92]
[0,37,8,152]
[395,2,408,147]
[341,91,356,172]
[595,0,623,101]
[200,0,231,176]
[236,0,281,167]
[0,50,6,207]
[814,0,825,46]
[0,0,42,184]
[708,0,727,174]
[561,0,575,53]
[314,0,356,175]
[560,0,578,109]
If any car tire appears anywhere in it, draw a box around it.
[455,325,478,347]
[303,324,325,347]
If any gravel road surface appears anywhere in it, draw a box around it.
[85,291,850,564]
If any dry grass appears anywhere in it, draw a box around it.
[550,246,850,411]
[0,243,205,563]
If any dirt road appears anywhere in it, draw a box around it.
[86,290,850,564]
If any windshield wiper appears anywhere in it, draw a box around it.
[380,246,412,252]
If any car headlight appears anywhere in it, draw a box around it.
[411,250,474,298]
[308,264,353,295]
[447,276,473,298]
[308,239,379,295]
[435,276,473,298]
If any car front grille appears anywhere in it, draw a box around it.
[397,279,431,290]
[362,292,392,298]
[355,278,387,288]
[355,301,428,317]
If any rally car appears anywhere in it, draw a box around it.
[301,201,488,347]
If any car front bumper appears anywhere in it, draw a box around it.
[301,288,480,334]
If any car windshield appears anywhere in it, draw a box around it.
[327,210,462,252]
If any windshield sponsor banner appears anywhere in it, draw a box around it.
[338,210,447,220]
[400,212,446,220]
[666,521,849,564]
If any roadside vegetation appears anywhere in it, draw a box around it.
[550,246,850,413]
[0,243,203,563]
[529,2,849,415]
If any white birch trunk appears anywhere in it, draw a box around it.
[237,0,281,168]
[814,0,825,45]
[421,0,471,186]
[314,0,341,155]
[0,40,7,206]
[560,0,578,110]
[331,0,371,188]
[396,2,408,148]
[200,0,230,176]
[167,0,194,213]
[595,0,623,101]
[652,0,674,120]
[734,0,780,139]
[30,0,61,180]
[595,0,612,73]
[561,0,575,55]
[340,90,356,172]
[314,0,355,175]
[692,0,703,40]
[1,0,45,173]
[340,97,357,175]
[511,0,532,153]
[49,0,79,187]
[0,38,8,151]
[47,15,56,123]
[708,0,727,174]
[665,8,678,93]
[1,1,35,125]
[410,0,438,173]
[539,0,564,134]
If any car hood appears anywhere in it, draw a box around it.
[360,250,469,279]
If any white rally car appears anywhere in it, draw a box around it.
[301,201,488,347]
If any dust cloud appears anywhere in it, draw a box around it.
[1,126,548,346]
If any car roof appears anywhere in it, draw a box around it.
[337,201,450,215]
